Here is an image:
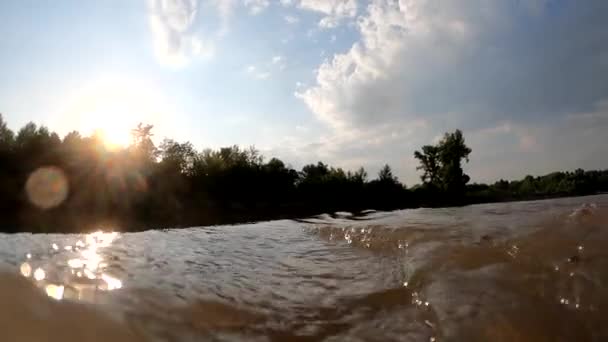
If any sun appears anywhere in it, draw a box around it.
[84,106,134,149]
[96,127,132,149]
[84,100,139,149]
[59,75,170,149]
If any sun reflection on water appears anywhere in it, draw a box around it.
[19,230,123,302]
[33,268,46,281]
[45,284,65,300]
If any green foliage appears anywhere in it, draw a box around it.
[0,114,14,148]
[414,145,440,185]
[0,115,604,233]
[466,168,608,202]
[378,164,398,184]
[130,123,158,162]
[414,129,471,195]
[159,139,196,175]
[349,167,368,184]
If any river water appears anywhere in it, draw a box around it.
[0,195,607,341]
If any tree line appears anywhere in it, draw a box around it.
[0,114,606,233]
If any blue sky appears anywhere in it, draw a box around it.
[1,0,607,185]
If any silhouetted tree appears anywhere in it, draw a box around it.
[0,115,605,233]
[159,139,196,175]
[348,167,368,184]
[130,123,158,163]
[378,164,398,184]
[300,162,330,184]
[0,114,14,148]
[415,130,471,198]
[438,130,471,194]
[414,145,440,187]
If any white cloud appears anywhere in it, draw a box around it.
[148,0,215,67]
[270,55,286,70]
[266,119,431,184]
[276,99,608,184]
[208,0,238,35]
[298,0,357,28]
[246,65,271,80]
[294,0,608,183]
[243,0,270,15]
[284,15,300,24]
[465,100,608,182]
[280,0,294,6]
[209,0,237,20]
[298,0,608,130]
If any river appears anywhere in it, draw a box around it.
[0,194,607,341]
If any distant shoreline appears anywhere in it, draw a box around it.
[3,191,605,234]
[0,116,606,233]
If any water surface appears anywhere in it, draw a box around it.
[1,195,607,341]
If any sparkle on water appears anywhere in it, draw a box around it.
[45,284,65,300]
[20,230,123,301]
[19,262,31,278]
[33,268,45,281]
[6,195,608,341]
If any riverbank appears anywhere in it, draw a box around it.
[2,190,605,234]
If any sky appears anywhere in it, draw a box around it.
[1,0,607,185]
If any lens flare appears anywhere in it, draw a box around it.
[25,166,69,209]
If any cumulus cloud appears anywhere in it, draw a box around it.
[243,0,270,14]
[465,101,608,182]
[291,0,357,28]
[209,0,237,20]
[208,0,238,35]
[298,0,608,130]
[293,0,608,182]
[265,119,431,184]
[148,0,224,67]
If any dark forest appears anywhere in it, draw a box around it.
[0,114,606,233]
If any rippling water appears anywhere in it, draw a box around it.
[1,195,608,341]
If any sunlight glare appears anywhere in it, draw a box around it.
[34,268,46,281]
[97,128,132,149]
[20,262,32,278]
[59,75,172,149]
[45,284,65,300]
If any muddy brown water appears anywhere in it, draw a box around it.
[0,195,607,341]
